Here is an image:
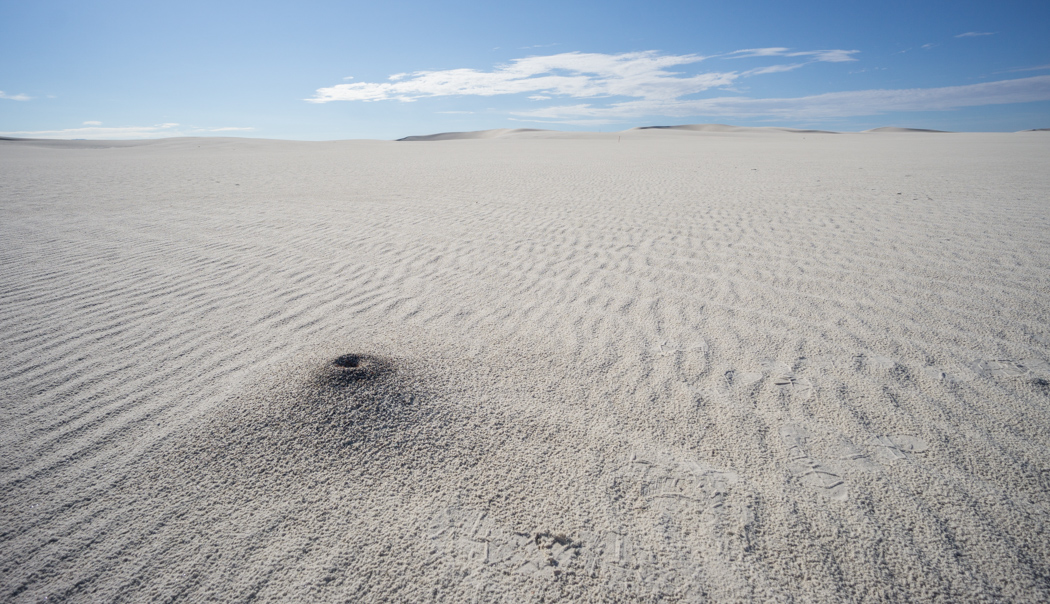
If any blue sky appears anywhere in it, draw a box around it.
[1,0,1048,139]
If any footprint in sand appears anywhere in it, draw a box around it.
[970,358,1050,380]
[779,423,932,501]
[724,369,763,387]
[576,530,637,581]
[860,355,898,371]
[779,424,847,501]
[653,339,709,357]
[867,435,929,463]
[833,438,881,472]
[921,366,953,381]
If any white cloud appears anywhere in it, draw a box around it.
[0,122,255,140]
[956,32,996,38]
[304,47,1050,126]
[0,90,32,101]
[307,47,857,104]
[436,111,474,114]
[510,75,1050,122]
[921,43,937,50]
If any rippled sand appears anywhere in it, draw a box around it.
[2,129,1050,602]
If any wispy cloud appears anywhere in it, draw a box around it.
[956,31,996,38]
[999,63,1050,74]
[722,48,858,62]
[0,90,32,101]
[307,48,857,104]
[510,75,1050,122]
[0,123,255,140]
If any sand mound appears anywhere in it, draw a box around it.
[862,126,952,133]
[396,128,550,141]
[164,347,455,482]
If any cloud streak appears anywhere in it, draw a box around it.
[511,75,1050,122]
[307,48,857,104]
[956,32,996,38]
[0,90,32,101]
[0,123,255,140]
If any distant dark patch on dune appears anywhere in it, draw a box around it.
[634,124,839,134]
[1020,128,1050,132]
[397,128,549,141]
[0,137,169,149]
[862,127,952,133]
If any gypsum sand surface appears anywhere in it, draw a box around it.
[1,129,1050,602]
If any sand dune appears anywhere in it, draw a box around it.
[2,130,1050,602]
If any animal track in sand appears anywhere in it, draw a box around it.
[614,452,738,515]
[427,507,695,588]
[761,359,814,399]
[426,508,579,579]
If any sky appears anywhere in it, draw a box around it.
[1,0,1048,140]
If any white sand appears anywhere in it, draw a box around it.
[2,128,1050,602]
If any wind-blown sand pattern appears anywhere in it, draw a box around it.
[2,129,1050,601]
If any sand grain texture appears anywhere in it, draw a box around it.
[2,131,1050,602]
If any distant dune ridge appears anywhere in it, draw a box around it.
[2,129,1050,602]
[396,128,550,141]
[861,126,952,133]
[394,123,1050,140]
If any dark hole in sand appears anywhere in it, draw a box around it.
[328,353,391,384]
[334,354,362,368]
